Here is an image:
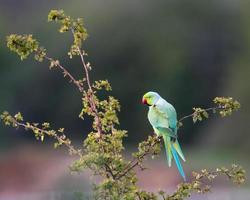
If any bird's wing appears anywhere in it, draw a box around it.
[155,99,178,135]
[155,126,177,139]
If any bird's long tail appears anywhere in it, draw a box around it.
[163,135,186,181]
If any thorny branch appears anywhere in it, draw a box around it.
[116,136,161,180]
[71,29,103,135]
[3,114,82,157]
[44,55,84,92]
[178,106,221,122]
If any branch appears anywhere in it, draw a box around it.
[178,97,240,124]
[104,163,116,179]
[1,112,82,157]
[45,48,103,135]
[165,164,245,200]
[44,55,84,92]
[115,136,161,180]
[71,29,103,135]
[178,106,220,122]
[20,123,81,157]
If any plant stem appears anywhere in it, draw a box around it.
[116,136,161,179]
[12,118,82,157]
[77,48,103,135]
[45,56,84,92]
[70,29,103,135]
[178,106,221,122]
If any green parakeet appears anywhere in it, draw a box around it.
[142,91,186,181]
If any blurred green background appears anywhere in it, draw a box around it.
[0,0,249,199]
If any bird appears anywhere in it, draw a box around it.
[142,91,186,181]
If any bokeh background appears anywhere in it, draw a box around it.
[0,0,249,199]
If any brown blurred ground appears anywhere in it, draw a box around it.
[0,145,249,200]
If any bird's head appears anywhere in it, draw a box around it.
[142,91,160,106]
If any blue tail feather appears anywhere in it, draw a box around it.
[171,143,186,181]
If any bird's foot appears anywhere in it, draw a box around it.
[170,137,177,142]
[155,135,162,142]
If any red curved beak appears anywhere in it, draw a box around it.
[142,97,147,105]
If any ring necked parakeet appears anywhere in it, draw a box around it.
[142,91,186,181]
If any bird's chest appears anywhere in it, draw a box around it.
[148,106,168,127]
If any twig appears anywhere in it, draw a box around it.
[136,192,142,200]
[78,49,103,135]
[71,29,103,135]
[44,56,84,92]
[104,163,116,179]
[116,159,138,180]
[13,118,82,157]
[115,137,161,179]
[178,106,221,122]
